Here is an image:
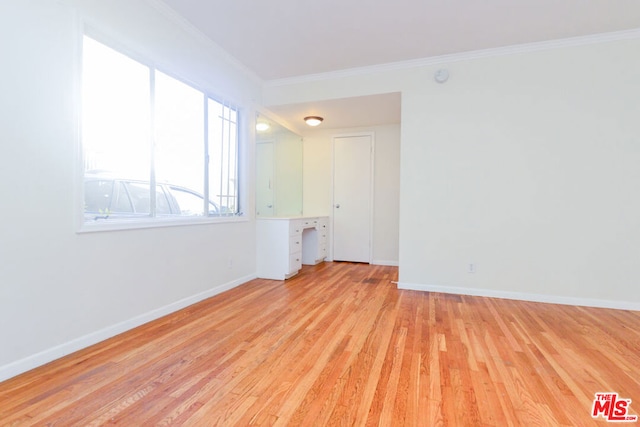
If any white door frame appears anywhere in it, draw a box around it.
[330,132,375,263]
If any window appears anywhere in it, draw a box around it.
[81,35,240,226]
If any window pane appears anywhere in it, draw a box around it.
[155,72,205,216]
[156,186,173,215]
[125,182,151,214]
[84,179,114,214]
[82,36,150,180]
[227,122,238,213]
[208,98,238,215]
[169,186,217,216]
[112,182,133,213]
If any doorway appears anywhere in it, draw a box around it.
[332,133,373,263]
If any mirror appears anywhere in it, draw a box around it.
[255,113,303,217]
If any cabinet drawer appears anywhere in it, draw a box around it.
[289,235,302,253]
[289,252,302,273]
[289,220,303,236]
[301,217,319,227]
[319,244,327,257]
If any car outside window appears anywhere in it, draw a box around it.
[169,185,221,216]
[84,180,113,214]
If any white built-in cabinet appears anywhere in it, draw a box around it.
[256,216,329,280]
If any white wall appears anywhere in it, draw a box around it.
[265,36,640,310]
[301,125,401,265]
[0,0,261,380]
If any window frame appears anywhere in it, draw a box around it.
[77,30,247,233]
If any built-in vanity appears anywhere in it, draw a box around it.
[255,112,328,280]
[256,216,329,280]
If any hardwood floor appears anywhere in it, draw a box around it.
[1,262,639,426]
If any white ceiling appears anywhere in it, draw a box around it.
[160,0,640,129]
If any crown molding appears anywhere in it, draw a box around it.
[265,27,640,88]
[145,0,263,87]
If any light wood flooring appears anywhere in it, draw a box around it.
[1,262,639,426]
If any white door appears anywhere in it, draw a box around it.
[332,134,372,263]
[256,141,274,216]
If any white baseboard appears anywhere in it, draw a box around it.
[371,260,399,267]
[396,282,640,312]
[0,274,256,383]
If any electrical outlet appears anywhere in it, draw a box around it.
[468,263,476,273]
[227,257,233,269]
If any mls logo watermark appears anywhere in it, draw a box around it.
[592,392,638,422]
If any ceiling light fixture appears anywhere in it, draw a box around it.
[256,122,270,132]
[304,116,323,127]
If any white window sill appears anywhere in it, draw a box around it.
[77,214,249,234]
